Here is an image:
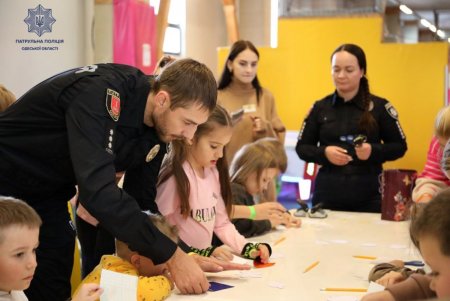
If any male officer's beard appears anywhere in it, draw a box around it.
[151,109,183,143]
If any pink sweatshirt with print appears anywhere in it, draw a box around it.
[412,136,450,202]
[156,161,247,253]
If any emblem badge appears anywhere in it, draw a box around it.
[146,145,160,162]
[24,4,56,37]
[385,103,398,120]
[106,89,121,121]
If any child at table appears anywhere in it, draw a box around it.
[74,213,176,301]
[412,106,450,205]
[362,188,450,301]
[0,196,102,301]
[156,105,271,262]
[228,140,300,238]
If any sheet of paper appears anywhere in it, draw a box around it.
[367,281,385,293]
[268,281,285,289]
[100,269,138,301]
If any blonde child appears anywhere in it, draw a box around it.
[229,141,299,238]
[412,106,450,204]
[252,138,301,228]
[362,188,450,301]
[227,138,293,223]
[0,84,15,112]
[0,197,102,301]
[156,105,272,262]
[75,213,177,301]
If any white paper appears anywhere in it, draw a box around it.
[330,239,349,244]
[100,269,138,301]
[268,281,285,289]
[360,242,377,247]
[367,281,385,293]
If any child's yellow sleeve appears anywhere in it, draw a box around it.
[137,275,172,301]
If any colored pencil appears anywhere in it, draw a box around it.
[353,255,377,260]
[303,260,320,273]
[273,236,286,246]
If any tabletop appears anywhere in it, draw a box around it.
[168,211,422,301]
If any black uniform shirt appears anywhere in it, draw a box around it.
[0,64,176,264]
[296,90,407,172]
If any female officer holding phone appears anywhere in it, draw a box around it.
[296,44,407,212]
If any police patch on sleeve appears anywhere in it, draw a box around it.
[106,89,121,121]
[385,103,398,120]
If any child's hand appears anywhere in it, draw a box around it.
[283,213,302,228]
[211,246,234,261]
[254,244,270,263]
[254,202,286,220]
[268,211,284,228]
[375,271,406,287]
[72,283,103,301]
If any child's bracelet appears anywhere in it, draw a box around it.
[249,205,256,220]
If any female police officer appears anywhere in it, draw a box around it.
[0,59,248,300]
[296,44,407,213]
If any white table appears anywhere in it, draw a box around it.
[168,211,422,301]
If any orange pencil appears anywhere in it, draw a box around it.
[274,236,286,246]
[303,260,320,273]
[353,255,377,260]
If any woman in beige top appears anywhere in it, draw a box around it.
[217,40,286,162]
[218,40,286,202]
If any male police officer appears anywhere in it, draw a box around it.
[0,59,247,301]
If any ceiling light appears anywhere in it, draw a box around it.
[420,19,431,28]
[399,4,413,15]
[437,30,446,38]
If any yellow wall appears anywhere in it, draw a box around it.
[218,16,448,171]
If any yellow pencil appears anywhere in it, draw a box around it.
[303,260,320,273]
[274,236,286,246]
[320,288,367,292]
[353,255,377,260]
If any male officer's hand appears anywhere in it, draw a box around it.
[166,247,209,294]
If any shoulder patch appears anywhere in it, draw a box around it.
[385,103,398,120]
[106,89,121,121]
[145,144,160,162]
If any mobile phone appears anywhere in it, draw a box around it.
[353,135,367,147]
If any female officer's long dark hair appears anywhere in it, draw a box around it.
[218,40,263,104]
[332,44,377,134]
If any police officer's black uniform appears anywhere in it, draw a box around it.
[0,64,175,301]
[296,90,407,212]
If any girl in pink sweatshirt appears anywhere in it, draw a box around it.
[156,105,271,262]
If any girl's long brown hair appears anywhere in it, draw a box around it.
[158,105,233,218]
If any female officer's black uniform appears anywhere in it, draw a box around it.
[0,64,175,301]
[296,90,407,212]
